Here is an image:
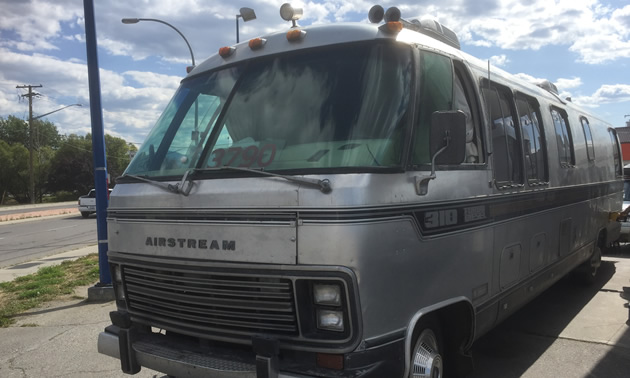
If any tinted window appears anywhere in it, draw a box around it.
[125,43,413,177]
[412,51,453,165]
[609,129,622,176]
[551,108,574,167]
[482,83,522,187]
[516,96,547,184]
[581,117,595,161]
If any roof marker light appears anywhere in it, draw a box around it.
[286,28,306,42]
[218,46,235,58]
[379,21,403,34]
[248,37,266,50]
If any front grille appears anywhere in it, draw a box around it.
[122,265,298,338]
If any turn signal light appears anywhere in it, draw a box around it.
[383,21,403,33]
[316,353,343,370]
[286,29,306,42]
[219,46,235,58]
[248,38,266,50]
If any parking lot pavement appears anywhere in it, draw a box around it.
[0,285,163,378]
[470,251,630,377]
[0,237,629,377]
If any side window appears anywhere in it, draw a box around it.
[412,52,453,165]
[453,62,483,164]
[581,117,595,161]
[608,129,622,176]
[516,96,548,185]
[551,108,574,167]
[482,82,522,187]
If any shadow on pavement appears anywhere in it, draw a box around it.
[467,256,621,377]
[14,299,92,318]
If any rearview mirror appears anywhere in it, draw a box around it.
[430,110,467,165]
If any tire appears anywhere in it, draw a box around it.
[409,319,444,378]
[574,245,601,285]
[81,211,90,218]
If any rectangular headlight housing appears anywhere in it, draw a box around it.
[313,283,341,306]
[317,309,344,332]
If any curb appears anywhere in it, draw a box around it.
[0,208,79,224]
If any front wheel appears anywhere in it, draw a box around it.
[410,324,443,378]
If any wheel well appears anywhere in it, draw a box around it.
[407,300,474,377]
[432,301,474,354]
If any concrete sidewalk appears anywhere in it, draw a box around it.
[0,284,162,378]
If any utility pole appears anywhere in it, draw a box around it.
[16,84,43,204]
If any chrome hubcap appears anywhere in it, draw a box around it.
[411,329,442,378]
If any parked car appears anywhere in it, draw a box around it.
[77,188,112,218]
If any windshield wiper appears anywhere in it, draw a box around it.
[194,167,332,194]
[119,171,194,196]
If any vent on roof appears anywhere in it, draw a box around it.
[536,80,559,95]
[368,5,460,50]
[405,19,460,50]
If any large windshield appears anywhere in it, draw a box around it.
[125,42,413,177]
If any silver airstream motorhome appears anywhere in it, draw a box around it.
[98,4,623,377]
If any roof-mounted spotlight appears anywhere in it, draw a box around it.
[368,5,384,23]
[280,3,303,27]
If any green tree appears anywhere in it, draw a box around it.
[105,134,134,185]
[0,115,62,202]
[0,116,61,149]
[0,140,29,204]
[47,134,93,194]
[0,116,28,146]
[47,133,135,193]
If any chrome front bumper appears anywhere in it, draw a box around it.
[98,326,303,378]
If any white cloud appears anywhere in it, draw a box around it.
[555,77,583,90]
[489,54,509,67]
[573,84,630,108]
[0,47,179,142]
[1,0,630,143]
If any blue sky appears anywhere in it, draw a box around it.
[1,0,630,145]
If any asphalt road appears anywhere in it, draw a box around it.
[0,214,97,268]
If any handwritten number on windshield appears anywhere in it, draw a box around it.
[210,144,276,168]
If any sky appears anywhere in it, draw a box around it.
[1,0,630,146]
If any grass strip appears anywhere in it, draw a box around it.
[0,254,99,327]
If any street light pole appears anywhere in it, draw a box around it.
[236,7,256,43]
[121,18,195,66]
[32,103,82,121]
[121,17,199,140]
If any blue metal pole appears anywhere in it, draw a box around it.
[83,0,111,285]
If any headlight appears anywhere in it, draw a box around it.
[313,283,341,306]
[317,309,344,332]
